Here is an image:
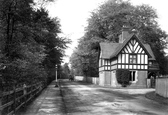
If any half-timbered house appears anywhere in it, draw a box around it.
[99,27,159,88]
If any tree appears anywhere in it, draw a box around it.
[70,48,84,76]
[0,0,69,88]
[70,37,99,77]
[70,0,168,75]
[0,0,46,86]
[32,8,70,83]
[59,63,70,79]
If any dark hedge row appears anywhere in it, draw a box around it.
[116,69,130,87]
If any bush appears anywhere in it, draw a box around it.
[116,69,130,87]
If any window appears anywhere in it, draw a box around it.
[104,59,110,65]
[129,54,137,64]
[104,59,107,65]
[130,71,136,82]
[149,61,152,66]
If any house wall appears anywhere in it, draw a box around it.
[99,71,104,86]
[117,54,148,70]
[99,71,111,86]
[104,71,111,86]
[129,71,147,88]
[109,70,147,88]
[99,37,152,88]
[111,59,117,70]
[111,71,118,87]
[117,38,148,70]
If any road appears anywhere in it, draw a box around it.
[60,80,168,115]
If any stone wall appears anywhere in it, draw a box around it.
[74,76,99,85]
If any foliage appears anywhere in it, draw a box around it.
[59,63,70,79]
[116,69,130,87]
[0,0,69,89]
[70,38,99,77]
[70,0,168,76]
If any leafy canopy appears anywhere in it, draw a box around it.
[0,0,69,88]
[70,0,168,76]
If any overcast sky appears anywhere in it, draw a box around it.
[46,0,168,63]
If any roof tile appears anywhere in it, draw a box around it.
[100,34,156,60]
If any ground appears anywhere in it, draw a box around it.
[18,80,168,115]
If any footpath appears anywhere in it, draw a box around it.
[17,81,66,115]
[17,80,168,115]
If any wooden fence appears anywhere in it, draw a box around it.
[0,82,46,115]
[156,77,168,98]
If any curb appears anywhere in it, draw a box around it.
[145,91,168,105]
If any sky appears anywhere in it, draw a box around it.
[46,0,168,63]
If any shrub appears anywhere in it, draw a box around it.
[116,69,130,87]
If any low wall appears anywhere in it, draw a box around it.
[74,76,99,85]
[74,76,86,81]
[156,77,168,98]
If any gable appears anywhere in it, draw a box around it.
[144,44,156,60]
[100,34,155,60]
[110,35,152,58]
[121,38,146,54]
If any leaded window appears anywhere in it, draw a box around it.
[129,54,137,64]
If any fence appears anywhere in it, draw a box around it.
[0,82,46,115]
[156,77,168,98]
[74,76,99,85]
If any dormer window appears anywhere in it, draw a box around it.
[129,54,137,64]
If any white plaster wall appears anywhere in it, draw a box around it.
[122,54,125,63]
[111,71,117,87]
[104,71,111,86]
[125,54,129,63]
[145,55,148,64]
[99,72,104,86]
[118,54,121,63]
[137,54,141,64]
[141,55,144,64]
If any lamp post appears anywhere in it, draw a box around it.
[55,64,59,87]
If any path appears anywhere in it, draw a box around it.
[18,81,65,115]
[18,80,168,115]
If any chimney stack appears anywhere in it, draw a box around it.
[131,29,137,34]
[119,25,130,43]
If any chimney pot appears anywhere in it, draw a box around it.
[131,29,137,34]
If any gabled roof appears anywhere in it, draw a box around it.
[144,44,156,60]
[100,34,156,60]
[99,43,122,59]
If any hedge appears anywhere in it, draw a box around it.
[116,69,130,87]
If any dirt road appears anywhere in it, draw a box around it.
[61,80,168,115]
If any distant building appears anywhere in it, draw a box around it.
[99,26,159,88]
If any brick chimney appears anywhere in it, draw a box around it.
[119,25,130,43]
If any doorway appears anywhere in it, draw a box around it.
[147,72,156,88]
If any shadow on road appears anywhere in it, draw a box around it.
[59,81,163,115]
